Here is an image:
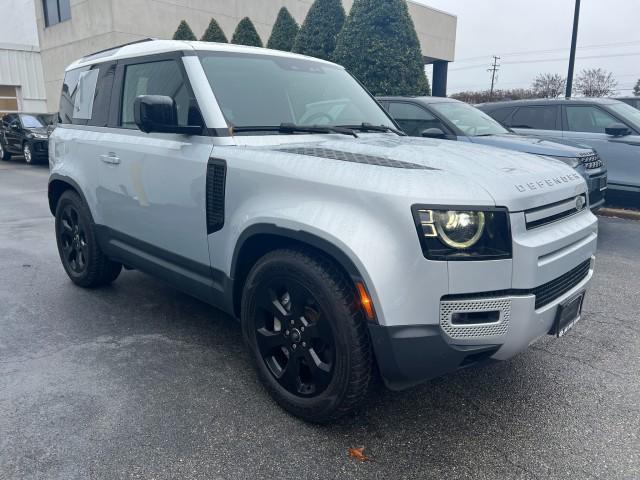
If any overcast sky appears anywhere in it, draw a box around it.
[416,0,639,95]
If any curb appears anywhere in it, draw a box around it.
[597,207,640,221]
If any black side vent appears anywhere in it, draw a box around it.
[206,158,227,234]
[277,147,435,170]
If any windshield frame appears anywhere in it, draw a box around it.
[196,50,400,136]
[428,101,510,137]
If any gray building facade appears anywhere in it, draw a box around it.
[35,0,456,111]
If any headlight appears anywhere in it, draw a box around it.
[32,133,48,139]
[413,206,511,260]
[545,155,580,168]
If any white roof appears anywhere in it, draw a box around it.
[66,39,340,71]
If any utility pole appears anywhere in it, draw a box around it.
[488,56,500,101]
[566,0,581,98]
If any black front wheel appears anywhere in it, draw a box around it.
[55,190,122,287]
[23,143,33,164]
[0,141,10,161]
[241,249,372,423]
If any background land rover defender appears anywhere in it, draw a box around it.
[49,40,597,423]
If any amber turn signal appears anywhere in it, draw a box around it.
[356,282,375,321]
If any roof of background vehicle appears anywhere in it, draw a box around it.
[476,97,622,110]
[66,39,340,71]
[377,96,461,105]
[614,96,640,100]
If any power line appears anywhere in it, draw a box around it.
[454,39,640,63]
[450,51,640,71]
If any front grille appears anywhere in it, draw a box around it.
[533,259,590,308]
[441,259,591,311]
[440,297,511,339]
[525,194,586,229]
[578,152,603,170]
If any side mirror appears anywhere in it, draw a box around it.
[133,95,201,135]
[605,123,631,137]
[421,128,447,139]
[10,123,20,131]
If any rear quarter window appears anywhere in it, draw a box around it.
[59,62,114,126]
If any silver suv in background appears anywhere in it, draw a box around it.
[48,40,597,423]
[379,96,607,209]
[478,98,640,203]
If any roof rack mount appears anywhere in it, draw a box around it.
[82,38,156,60]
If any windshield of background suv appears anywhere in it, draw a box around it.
[198,53,395,131]
[608,102,640,131]
[429,102,509,137]
[19,114,55,128]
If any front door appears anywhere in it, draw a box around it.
[97,54,216,298]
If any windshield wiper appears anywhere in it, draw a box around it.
[232,124,358,137]
[338,122,406,136]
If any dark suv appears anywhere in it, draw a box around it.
[0,113,56,164]
[478,98,640,201]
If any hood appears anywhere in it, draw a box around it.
[467,133,592,158]
[246,134,587,212]
[26,127,50,136]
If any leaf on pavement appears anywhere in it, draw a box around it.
[348,446,372,462]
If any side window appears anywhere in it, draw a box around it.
[509,106,558,130]
[387,102,443,136]
[120,60,192,129]
[73,69,99,120]
[59,66,90,124]
[566,106,619,134]
[59,63,112,126]
[487,107,515,125]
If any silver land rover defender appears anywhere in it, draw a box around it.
[49,40,597,423]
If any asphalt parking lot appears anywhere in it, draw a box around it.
[1,160,639,480]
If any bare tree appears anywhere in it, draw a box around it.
[532,73,566,98]
[451,88,537,104]
[575,68,617,97]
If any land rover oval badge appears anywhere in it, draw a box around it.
[576,196,586,211]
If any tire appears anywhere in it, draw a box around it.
[55,190,122,287]
[0,141,10,161]
[241,248,372,423]
[23,143,33,164]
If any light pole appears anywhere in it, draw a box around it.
[565,0,581,98]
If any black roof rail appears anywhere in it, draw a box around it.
[81,38,157,60]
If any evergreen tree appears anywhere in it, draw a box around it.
[231,17,263,47]
[172,20,197,41]
[292,0,345,61]
[201,18,228,43]
[633,78,640,96]
[333,0,430,96]
[267,7,299,51]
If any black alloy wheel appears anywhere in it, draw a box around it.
[55,190,122,287]
[242,249,372,423]
[23,143,33,164]
[58,203,88,275]
[254,277,335,397]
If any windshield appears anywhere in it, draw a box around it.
[198,53,395,131]
[429,102,509,136]
[19,114,55,128]
[609,102,640,131]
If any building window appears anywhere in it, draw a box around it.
[43,0,71,27]
[0,86,19,114]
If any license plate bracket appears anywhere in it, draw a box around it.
[552,292,585,337]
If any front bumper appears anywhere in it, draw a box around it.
[371,257,594,390]
[27,139,49,158]
[586,172,607,210]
